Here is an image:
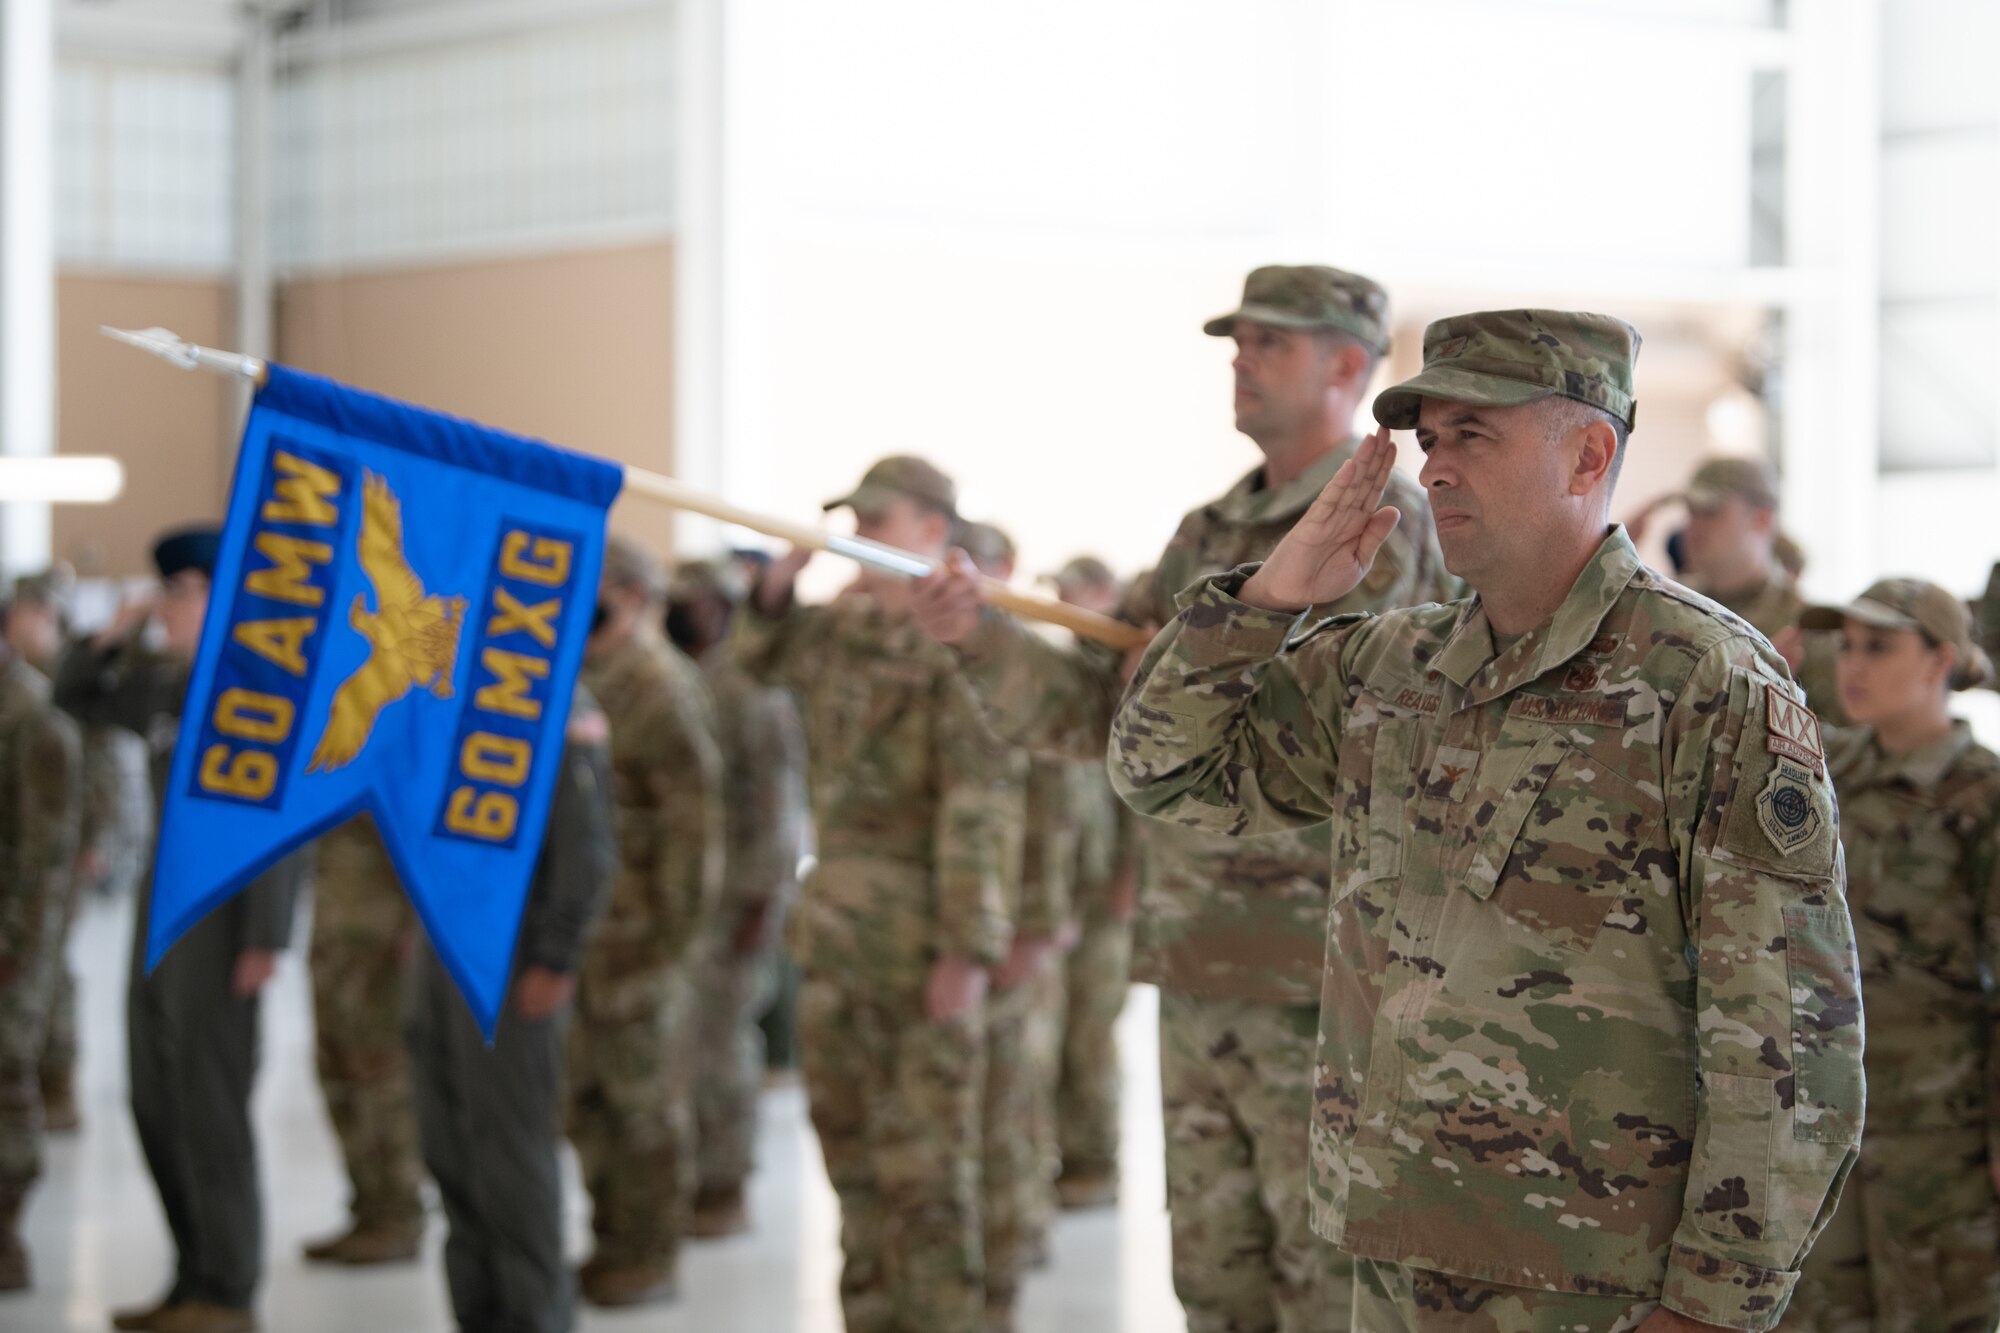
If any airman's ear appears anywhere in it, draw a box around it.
[1569,415,1618,498]
[1325,339,1372,392]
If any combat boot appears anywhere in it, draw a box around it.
[151,1302,254,1333]
[0,1188,28,1291]
[111,1298,179,1330]
[300,1219,423,1265]
[579,1261,679,1307]
[691,1184,748,1239]
[40,1068,80,1134]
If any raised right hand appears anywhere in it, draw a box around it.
[92,590,160,652]
[1239,429,1403,613]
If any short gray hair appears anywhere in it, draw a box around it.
[1541,396,1630,495]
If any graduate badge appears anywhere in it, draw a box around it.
[1756,757,1822,856]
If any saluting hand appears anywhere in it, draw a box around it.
[1239,429,1402,614]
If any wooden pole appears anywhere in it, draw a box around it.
[100,327,1152,652]
[617,466,1149,651]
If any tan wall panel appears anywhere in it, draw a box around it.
[277,242,676,553]
[55,273,234,578]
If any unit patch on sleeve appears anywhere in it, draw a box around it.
[1765,690,1825,777]
[1755,757,1823,856]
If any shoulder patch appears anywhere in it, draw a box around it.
[1754,758,1823,855]
[1764,688,1825,777]
[1712,678,1839,880]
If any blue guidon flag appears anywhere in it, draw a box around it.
[149,364,624,1036]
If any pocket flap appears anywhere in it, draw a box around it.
[1461,732,1571,900]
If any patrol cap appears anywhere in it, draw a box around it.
[7,570,65,608]
[152,525,221,579]
[823,455,958,519]
[1372,309,1640,432]
[668,557,750,607]
[1203,265,1390,355]
[601,533,667,598]
[1801,576,1996,689]
[955,520,1016,574]
[1679,455,1779,510]
[1040,554,1116,594]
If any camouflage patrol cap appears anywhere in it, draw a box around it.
[1802,577,1996,690]
[1372,309,1641,431]
[667,557,750,606]
[1203,265,1390,355]
[1040,554,1116,594]
[955,520,1016,575]
[823,455,958,519]
[1803,577,1970,640]
[1679,455,1780,510]
[601,533,667,598]
[7,570,65,608]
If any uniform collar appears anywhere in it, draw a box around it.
[1710,565,1797,623]
[587,627,662,682]
[1206,439,1356,526]
[1856,719,1975,793]
[1432,526,1642,705]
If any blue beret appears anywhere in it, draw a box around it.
[152,526,223,579]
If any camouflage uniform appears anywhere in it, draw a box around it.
[74,720,151,897]
[0,653,82,1284]
[947,267,1447,1333]
[691,652,809,1210]
[1973,562,2000,690]
[739,585,1016,1333]
[1676,458,1844,725]
[408,688,616,1333]
[1111,310,1867,1333]
[1784,580,2000,1333]
[40,720,151,1129]
[568,627,724,1282]
[984,754,1065,1322]
[305,815,425,1251]
[1708,571,1845,725]
[1055,761,1134,1193]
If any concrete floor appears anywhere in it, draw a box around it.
[8,896,1186,1333]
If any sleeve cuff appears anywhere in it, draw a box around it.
[1660,1242,1799,1332]
[1173,566,1310,658]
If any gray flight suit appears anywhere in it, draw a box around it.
[53,639,304,1313]
[407,697,615,1333]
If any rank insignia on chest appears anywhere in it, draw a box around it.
[1423,745,1481,804]
[1755,757,1822,855]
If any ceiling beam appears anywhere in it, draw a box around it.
[57,2,246,67]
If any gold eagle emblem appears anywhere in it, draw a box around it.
[307,471,468,774]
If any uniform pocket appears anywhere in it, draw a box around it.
[1468,735,1645,953]
[1356,717,1418,893]
[1782,903,1864,1145]
[1689,1070,1774,1242]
